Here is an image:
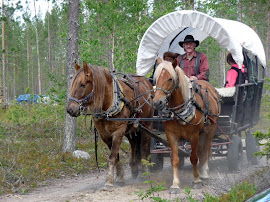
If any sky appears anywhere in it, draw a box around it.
[10,0,54,22]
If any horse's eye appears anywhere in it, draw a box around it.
[80,84,86,88]
[168,78,173,82]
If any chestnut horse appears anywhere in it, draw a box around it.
[67,62,154,190]
[153,61,221,193]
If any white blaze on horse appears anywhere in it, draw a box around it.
[153,61,221,193]
[67,61,154,190]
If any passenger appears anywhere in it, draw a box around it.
[225,53,246,88]
[163,51,179,63]
[177,35,209,81]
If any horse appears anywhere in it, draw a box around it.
[153,61,221,193]
[67,61,154,190]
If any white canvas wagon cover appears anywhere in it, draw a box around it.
[136,10,266,76]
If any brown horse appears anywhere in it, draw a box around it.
[153,61,220,193]
[67,62,154,190]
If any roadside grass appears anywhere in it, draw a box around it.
[136,160,260,202]
[0,103,129,195]
[218,181,257,202]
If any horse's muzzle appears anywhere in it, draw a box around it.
[153,99,166,111]
[67,102,81,117]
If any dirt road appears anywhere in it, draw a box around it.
[1,153,269,202]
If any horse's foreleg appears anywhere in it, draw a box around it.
[190,136,202,188]
[167,135,180,194]
[105,128,125,189]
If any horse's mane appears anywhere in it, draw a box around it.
[90,65,110,110]
[154,61,190,102]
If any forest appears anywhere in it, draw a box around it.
[0,0,270,198]
[0,0,269,103]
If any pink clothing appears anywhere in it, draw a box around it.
[225,64,245,88]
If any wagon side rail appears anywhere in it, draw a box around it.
[231,80,264,133]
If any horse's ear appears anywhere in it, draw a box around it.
[83,61,92,81]
[172,58,177,68]
[157,57,163,65]
[83,61,90,74]
[74,61,81,71]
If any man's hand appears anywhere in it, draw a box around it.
[190,76,198,80]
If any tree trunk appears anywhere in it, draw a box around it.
[13,60,15,99]
[2,0,6,104]
[238,0,242,22]
[31,47,34,93]
[111,22,115,71]
[221,49,226,87]
[63,0,79,152]
[33,0,42,95]
[47,2,52,89]
[27,24,30,88]
[267,5,270,77]
[251,1,255,30]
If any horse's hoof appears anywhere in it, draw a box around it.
[115,180,125,187]
[192,181,203,189]
[101,184,114,191]
[136,173,146,181]
[170,187,180,194]
[131,171,139,179]
[200,178,209,185]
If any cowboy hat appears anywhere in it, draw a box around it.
[178,35,200,47]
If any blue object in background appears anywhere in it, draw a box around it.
[16,94,40,103]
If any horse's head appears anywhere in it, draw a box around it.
[67,61,94,117]
[153,61,189,111]
[153,61,178,110]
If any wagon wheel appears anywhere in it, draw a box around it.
[227,135,243,171]
[245,132,260,165]
[149,139,164,172]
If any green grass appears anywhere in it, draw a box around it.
[219,181,257,202]
[0,103,127,195]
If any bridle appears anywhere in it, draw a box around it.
[69,84,95,112]
[155,71,179,102]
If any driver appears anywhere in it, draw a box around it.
[177,35,209,81]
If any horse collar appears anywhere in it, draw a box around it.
[103,73,124,117]
[157,80,196,124]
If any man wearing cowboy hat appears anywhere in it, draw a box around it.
[177,35,209,81]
